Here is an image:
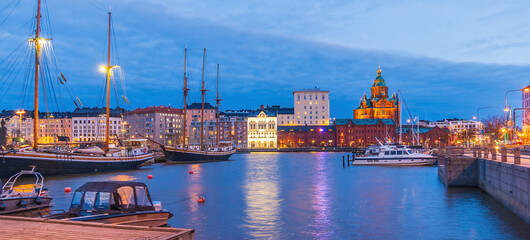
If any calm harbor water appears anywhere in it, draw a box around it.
[28,152,530,239]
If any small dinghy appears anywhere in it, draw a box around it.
[46,181,172,227]
[0,167,53,216]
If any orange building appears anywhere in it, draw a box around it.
[353,67,399,123]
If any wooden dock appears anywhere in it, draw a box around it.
[0,216,194,240]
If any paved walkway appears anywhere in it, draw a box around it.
[463,151,530,167]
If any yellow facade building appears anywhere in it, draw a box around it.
[354,68,399,123]
[247,110,277,149]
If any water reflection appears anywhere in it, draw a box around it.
[310,153,333,239]
[243,154,282,239]
[105,174,138,182]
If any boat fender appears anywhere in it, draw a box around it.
[18,199,27,208]
[0,202,6,211]
[34,196,42,205]
[197,196,205,203]
[147,174,153,179]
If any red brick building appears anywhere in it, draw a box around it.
[277,125,335,148]
[334,119,397,147]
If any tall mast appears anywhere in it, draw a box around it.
[182,48,189,148]
[398,91,402,144]
[215,64,222,147]
[33,0,42,149]
[200,48,207,151]
[105,8,112,151]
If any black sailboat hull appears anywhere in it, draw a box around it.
[164,149,234,163]
[0,152,153,178]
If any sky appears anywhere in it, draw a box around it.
[1,0,530,121]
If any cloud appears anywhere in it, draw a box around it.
[0,0,528,121]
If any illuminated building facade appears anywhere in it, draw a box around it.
[399,126,450,147]
[247,108,277,148]
[219,111,248,149]
[293,87,330,126]
[38,114,71,144]
[71,107,124,142]
[124,106,184,147]
[334,119,396,147]
[277,125,335,148]
[0,110,33,144]
[186,102,216,139]
[354,68,399,123]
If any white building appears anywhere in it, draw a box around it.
[247,110,277,148]
[293,87,330,126]
[429,119,479,133]
[71,107,124,142]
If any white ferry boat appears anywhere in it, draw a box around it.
[352,144,437,166]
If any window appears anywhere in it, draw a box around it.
[81,192,97,211]
[391,151,396,155]
[117,186,135,208]
[70,191,83,209]
[95,192,111,210]
[135,186,152,207]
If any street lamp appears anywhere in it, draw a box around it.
[505,86,530,112]
[15,110,25,141]
[476,106,492,146]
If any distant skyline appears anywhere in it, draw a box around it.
[0,0,529,121]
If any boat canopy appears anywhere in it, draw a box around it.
[70,181,155,213]
[76,181,147,192]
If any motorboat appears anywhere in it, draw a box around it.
[352,143,437,166]
[0,167,53,216]
[45,181,172,227]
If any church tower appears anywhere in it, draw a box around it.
[353,67,399,123]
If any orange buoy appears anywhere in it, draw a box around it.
[147,174,153,179]
[189,171,194,174]
[64,187,71,193]
[197,196,205,203]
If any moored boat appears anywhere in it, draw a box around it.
[163,48,235,163]
[352,144,436,166]
[0,167,53,216]
[0,1,153,177]
[45,181,172,227]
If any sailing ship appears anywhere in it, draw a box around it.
[164,48,235,163]
[0,2,152,177]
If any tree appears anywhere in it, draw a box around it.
[482,114,504,143]
[0,119,7,146]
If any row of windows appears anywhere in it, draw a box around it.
[296,94,326,101]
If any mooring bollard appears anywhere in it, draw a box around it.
[501,147,507,162]
[347,155,350,166]
[484,148,489,159]
[478,148,482,158]
[514,147,521,165]
[491,147,497,160]
[473,148,477,157]
[343,155,345,168]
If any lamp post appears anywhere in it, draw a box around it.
[476,106,492,146]
[504,86,530,145]
[15,110,25,142]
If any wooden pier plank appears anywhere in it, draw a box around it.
[0,216,194,240]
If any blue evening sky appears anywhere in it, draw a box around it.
[1,0,530,121]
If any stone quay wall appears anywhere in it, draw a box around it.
[438,147,530,222]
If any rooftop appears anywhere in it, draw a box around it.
[126,106,183,115]
[293,86,329,93]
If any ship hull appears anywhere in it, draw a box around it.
[351,157,436,166]
[164,148,235,163]
[0,152,154,178]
